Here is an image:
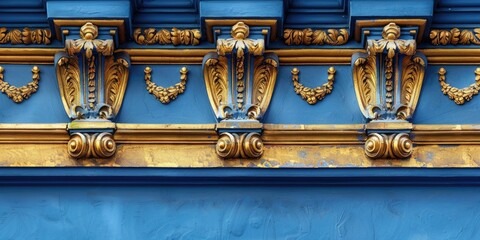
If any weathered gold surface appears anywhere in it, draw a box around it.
[0,27,51,45]
[0,123,479,166]
[144,66,188,104]
[283,28,348,45]
[0,65,40,103]
[2,143,480,167]
[133,28,201,45]
[438,67,480,105]
[430,28,480,45]
[291,67,335,104]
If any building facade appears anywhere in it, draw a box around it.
[1,0,480,238]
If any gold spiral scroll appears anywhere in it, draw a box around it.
[364,132,413,159]
[67,132,116,159]
[215,132,264,159]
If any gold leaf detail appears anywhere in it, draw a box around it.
[204,56,229,119]
[133,28,201,46]
[353,56,378,119]
[251,56,278,119]
[144,66,188,104]
[438,67,480,105]
[104,56,129,115]
[399,56,425,119]
[56,56,81,117]
[283,28,349,45]
[0,66,40,103]
[291,67,336,105]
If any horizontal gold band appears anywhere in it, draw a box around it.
[1,123,480,145]
[0,48,479,65]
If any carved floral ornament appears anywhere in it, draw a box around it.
[352,22,426,160]
[438,67,480,105]
[430,28,480,45]
[144,66,189,104]
[283,28,349,46]
[134,28,201,46]
[291,67,336,105]
[0,66,40,103]
[0,27,51,45]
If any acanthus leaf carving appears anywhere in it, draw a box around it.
[430,28,480,45]
[203,53,230,119]
[104,55,130,114]
[352,54,379,119]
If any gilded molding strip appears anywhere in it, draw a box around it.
[430,28,480,45]
[3,123,480,146]
[144,66,188,104]
[283,28,349,45]
[0,27,51,45]
[438,67,480,105]
[133,28,201,46]
[0,66,40,103]
[291,67,335,104]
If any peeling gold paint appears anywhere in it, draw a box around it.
[1,143,480,167]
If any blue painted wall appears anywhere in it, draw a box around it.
[1,168,480,239]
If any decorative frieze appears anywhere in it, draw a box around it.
[283,28,349,46]
[133,28,201,46]
[430,28,480,45]
[0,27,51,45]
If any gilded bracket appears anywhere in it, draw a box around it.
[283,28,349,46]
[352,22,427,159]
[438,67,480,105]
[144,66,188,104]
[133,28,201,46]
[0,27,51,45]
[55,22,130,160]
[203,21,278,159]
[291,67,336,105]
[430,28,480,45]
[0,66,40,103]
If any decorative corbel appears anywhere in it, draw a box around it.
[352,22,427,159]
[55,22,130,160]
[203,22,279,159]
